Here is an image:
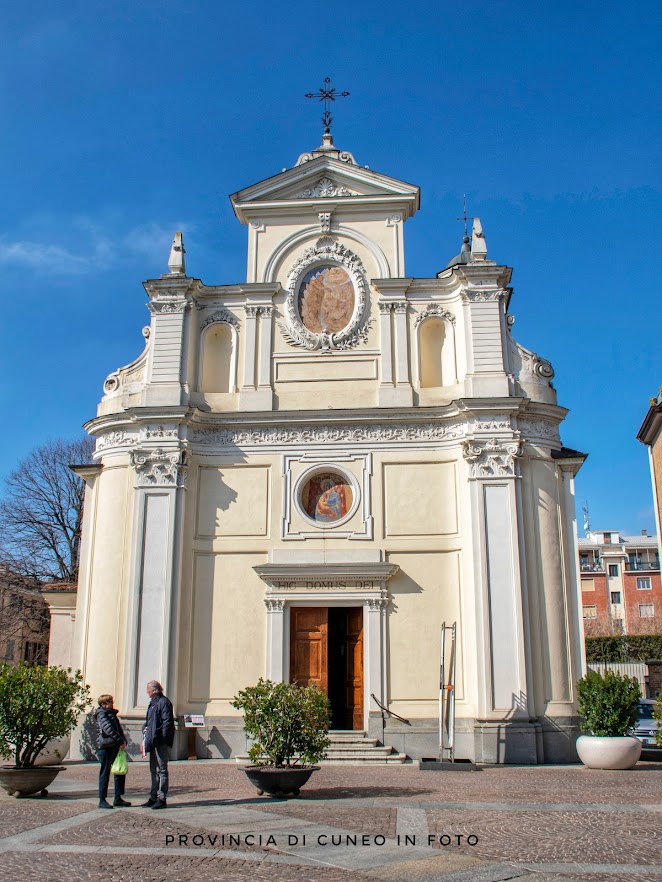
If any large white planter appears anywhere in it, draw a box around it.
[33,736,70,766]
[576,735,642,770]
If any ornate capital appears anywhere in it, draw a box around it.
[367,598,387,611]
[386,214,402,226]
[260,306,273,319]
[392,301,408,314]
[245,306,260,318]
[264,598,285,613]
[414,304,456,328]
[462,437,523,479]
[202,309,239,330]
[131,448,189,488]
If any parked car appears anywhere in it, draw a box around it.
[632,699,660,752]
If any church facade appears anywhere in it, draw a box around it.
[71,133,586,763]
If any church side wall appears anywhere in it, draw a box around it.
[520,451,581,762]
[71,461,134,759]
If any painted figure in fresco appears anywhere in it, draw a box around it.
[299,265,354,334]
[315,479,345,522]
[303,473,351,523]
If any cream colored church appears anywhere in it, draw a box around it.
[67,131,586,763]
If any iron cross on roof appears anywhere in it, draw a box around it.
[305,77,350,134]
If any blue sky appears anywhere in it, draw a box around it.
[1,1,660,535]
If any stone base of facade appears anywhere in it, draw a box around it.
[369,713,581,764]
[69,713,580,765]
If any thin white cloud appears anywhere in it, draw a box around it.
[0,241,97,274]
[0,220,194,276]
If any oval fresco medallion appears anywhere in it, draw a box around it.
[298,265,355,334]
[301,472,353,524]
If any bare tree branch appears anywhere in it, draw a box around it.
[0,437,94,583]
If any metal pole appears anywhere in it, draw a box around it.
[448,623,456,761]
[439,621,446,759]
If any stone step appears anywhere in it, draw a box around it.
[235,732,408,765]
[327,734,379,746]
[322,754,408,764]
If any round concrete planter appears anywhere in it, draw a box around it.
[242,765,319,797]
[0,765,65,797]
[576,735,642,770]
[33,736,70,766]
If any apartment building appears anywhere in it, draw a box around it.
[579,530,661,634]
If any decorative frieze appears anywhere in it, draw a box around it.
[192,421,467,447]
[475,418,511,432]
[142,425,180,441]
[462,437,523,479]
[517,418,561,442]
[414,304,456,328]
[461,288,505,303]
[148,300,189,315]
[130,448,189,488]
[96,431,133,452]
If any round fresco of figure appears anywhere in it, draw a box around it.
[300,471,354,525]
[297,264,355,334]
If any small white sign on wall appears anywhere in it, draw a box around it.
[183,714,205,728]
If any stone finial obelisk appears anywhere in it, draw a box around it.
[168,232,186,275]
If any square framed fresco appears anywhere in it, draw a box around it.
[282,454,373,540]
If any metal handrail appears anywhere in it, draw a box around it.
[371,693,410,725]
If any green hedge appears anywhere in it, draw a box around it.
[585,635,662,662]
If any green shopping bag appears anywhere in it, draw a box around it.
[111,748,128,775]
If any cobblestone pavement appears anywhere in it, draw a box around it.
[0,759,660,881]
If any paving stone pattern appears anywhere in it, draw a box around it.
[0,759,660,882]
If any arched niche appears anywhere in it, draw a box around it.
[418,317,457,388]
[200,322,236,393]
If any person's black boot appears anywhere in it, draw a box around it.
[151,798,167,809]
[141,798,156,807]
[113,798,132,807]
[98,799,113,809]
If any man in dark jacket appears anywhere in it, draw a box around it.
[142,680,175,809]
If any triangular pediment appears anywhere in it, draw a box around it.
[231,155,420,221]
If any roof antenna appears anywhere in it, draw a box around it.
[456,194,474,237]
[582,501,591,536]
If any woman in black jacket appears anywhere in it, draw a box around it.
[96,694,131,809]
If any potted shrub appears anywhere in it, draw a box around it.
[0,662,90,797]
[232,678,330,797]
[576,669,642,769]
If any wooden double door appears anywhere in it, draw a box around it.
[290,607,364,730]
